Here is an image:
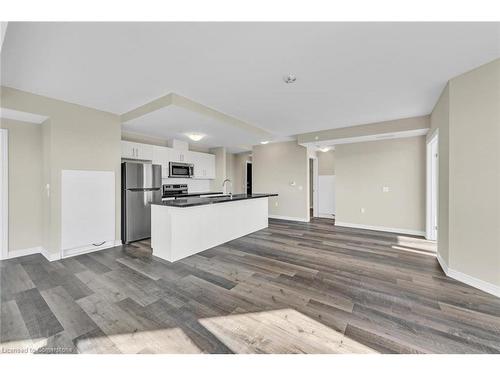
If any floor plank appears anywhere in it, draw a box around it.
[1,217,499,353]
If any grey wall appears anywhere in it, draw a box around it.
[253,141,309,221]
[0,86,122,256]
[429,84,450,264]
[448,59,500,287]
[335,136,426,233]
[0,118,43,252]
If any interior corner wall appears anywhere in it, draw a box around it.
[253,141,309,221]
[0,86,122,257]
[41,118,52,253]
[429,84,450,265]
[447,58,500,288]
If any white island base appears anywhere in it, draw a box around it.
[151,197,269,262]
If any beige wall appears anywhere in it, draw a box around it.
[429,84,450,264]
[448,59,500,287]
[41,118,52,252]
[253,141,309,221]
[317,150,335,175]
[0,86,122,256]
[0,118,43,252]
[335,136,426,232]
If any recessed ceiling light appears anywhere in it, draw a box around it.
[185,133,205,142]
[283,74,297,84]
[260,141,269,144]
[319,147,330,152]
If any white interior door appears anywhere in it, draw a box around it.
[0,129,8,259]
[318,175,335,217]
[426,134,438,241]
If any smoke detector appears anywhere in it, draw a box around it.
[283,74,297,84]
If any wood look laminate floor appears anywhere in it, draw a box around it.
[1,218,500,354]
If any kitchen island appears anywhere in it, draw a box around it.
[151,193,277,262]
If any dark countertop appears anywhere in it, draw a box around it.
[154,193,278,208]
[162,191,223,199]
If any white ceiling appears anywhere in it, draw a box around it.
[1,22,499,139]
[123,104,261,153]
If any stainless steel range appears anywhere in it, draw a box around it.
[162,184,188,199]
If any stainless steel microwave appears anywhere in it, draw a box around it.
[169,162,194,178]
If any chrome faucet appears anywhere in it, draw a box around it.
[222,178,232,197]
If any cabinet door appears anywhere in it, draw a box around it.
[152,146,169,178]
[121,141,137,159]
[136,143,153,161]
[205,153,216,179]
[168,148,182,163]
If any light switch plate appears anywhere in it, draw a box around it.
[382,186,390,193]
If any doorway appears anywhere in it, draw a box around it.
[426,132,438,241]
[0,129,8,259]
[246,161,252,195]
[309,157,319,219]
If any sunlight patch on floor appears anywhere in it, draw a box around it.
[198,308,377,354]
[391,245,437,257]
[75,327,202,354]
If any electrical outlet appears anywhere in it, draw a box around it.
[360,208,365,214]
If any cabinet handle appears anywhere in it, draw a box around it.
[93,241,106,246]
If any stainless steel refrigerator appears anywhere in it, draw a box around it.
[121,162,162,244]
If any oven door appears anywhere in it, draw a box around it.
[169,162,193,178]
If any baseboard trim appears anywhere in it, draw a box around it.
[317,213,335,219]
[3,246,43,260]
[436,251,448,274]
[436,252,500,298]
[3,240,123,262]
[334,221,425,237]
[41,248,61,262]
[61,240,122,259]
[268,215,310,223]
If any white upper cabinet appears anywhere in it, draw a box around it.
[169,148,191,163]
[121,141,153,161]
[191,151,215,179]
[152,145,170,178]
[121,141,136,159]
[121,141,215,180]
